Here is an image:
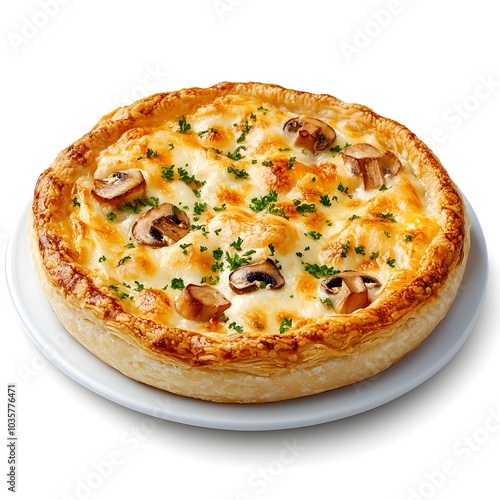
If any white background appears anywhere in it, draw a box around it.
[1,1,499,499]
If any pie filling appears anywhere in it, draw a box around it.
[67,94,440,339]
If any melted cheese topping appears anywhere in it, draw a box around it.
[69,94,439,337]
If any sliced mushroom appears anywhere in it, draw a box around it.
[92,169,146,202]
[322,270,381,314]
[132,203,190,247]
[175,284,231,322]
[283,116,336,153]
[229,259,285,294]
[342,143,401,190]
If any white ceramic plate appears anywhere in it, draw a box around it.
[6,198,487,431]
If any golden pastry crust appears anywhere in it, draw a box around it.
[29,82,469,403]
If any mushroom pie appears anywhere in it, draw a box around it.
[29,82,469,403]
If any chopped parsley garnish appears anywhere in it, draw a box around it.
[376,212,398,223]
[177,116,191,134]
[117,255,131,266]
[355,245,365,255]
[329,142,351,155]
[124,242,135,249]
[305,230,322,241]
[201,275,220,286]
[170,278,185,290]
[348,214,361,221]
[227,165,249,179]
[141,197,160,208]
[177,166,196,184]
[279,318,293,334]
[211,248,224,273]
[228,322,244,333]
[146,148,158,158]
[370,251,380,260]
[98,255,106,263]
[293,200,316,215]
[118,197,160,213]
[261,160,273,167]
[106,211,117,221]
[384,231,391,238]
[198,127,217,138]
[193,202,208,216]
[180,243,193,255]
[161,164,205,195]
[266,204,287,218]
[72,197,80,207]
[225,250,256,271]
[320,297,334,309]
[108,283,134,300]
[405,234,413,242]
[190,224,209,237]
[319,194,332,207]
[213,247,223,260]
[386,258,396,268]
[236,120,252,143]
[249,190,278,212]
[341,240,351,258]
[211,261,225,273]
[287,156,296,169]
[161,165,175,180]
[133,281,144,292]
[230,236,244,251]
[226,145,247,161]
[177,166,206,196]
[303,262,339,279]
